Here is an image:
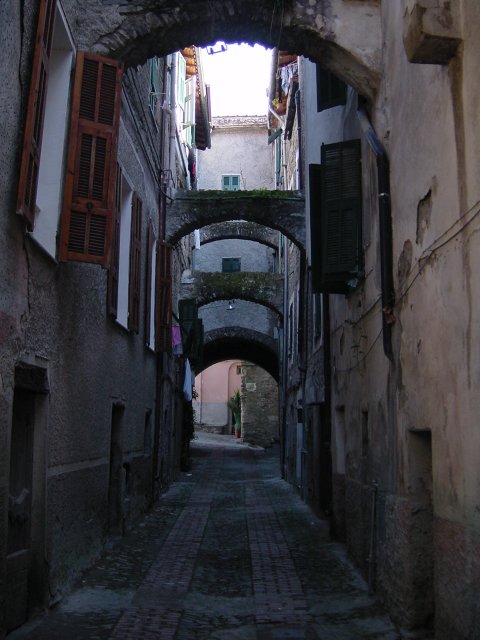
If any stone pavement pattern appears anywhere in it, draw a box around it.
[9,433,401,640]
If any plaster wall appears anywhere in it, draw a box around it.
[0,5,178,623]
[197,118,274,191]
[194,361,241,430]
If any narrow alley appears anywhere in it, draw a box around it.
[9,434,399,640]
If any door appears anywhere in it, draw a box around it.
[7,389,35,631]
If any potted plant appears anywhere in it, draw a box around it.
[227,390,242,438]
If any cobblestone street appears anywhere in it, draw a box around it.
[9,433,401,640]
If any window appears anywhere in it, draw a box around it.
[156,242,172,353]
[184,76,196,146]
[149,57,161,123]
[17,0,123,266]
[176,53,195,146]
[222,175,240,191]
[316,65,347,112]
[128,193,143,333]
[222,257,241,272]
[144,221,157,350]
[110,173,143,332]
[59,53,123,265]
[309,140,363,294]
[27,3,75,258]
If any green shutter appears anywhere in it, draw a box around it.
[316,65,347,112]
[320,140,363,293]
[191,319,204,372]
[309,164,322,293]
[179,298,197,353]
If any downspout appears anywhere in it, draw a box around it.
[281,233,289,477]
[357,106,395,361]
[153,56,171,502]
[295,89,303,190]
[168,53,178,192]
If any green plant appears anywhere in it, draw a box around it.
[227,389,241,413]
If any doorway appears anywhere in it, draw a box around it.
[108,402,125,535]
[7,365,48,632]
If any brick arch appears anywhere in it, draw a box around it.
[64,1,381,99]
[167,191,305,249]
[200,222,279,250]
[202,327,279,381]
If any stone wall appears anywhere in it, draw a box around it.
[240,364,279,447]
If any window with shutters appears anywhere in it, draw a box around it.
[178,298,197,355]
[108,181,143,334]
[316,65,347,112]
[156,242,172,353]
[145,221,157,350]
[175,52,195,146]
[107,163,122,318]
[313,140,363,294]
[59,51,123,265]
[222,257,241,273]
[17,1,75,258]
[128,193,142,333]
[183,75,196,146]
[149,57,161,124]
[222,175,241,191]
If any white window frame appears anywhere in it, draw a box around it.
[222,175,241,191]
[31,4,75,259]
[116,175,134,330]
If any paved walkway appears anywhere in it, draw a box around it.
[9,433,401,640]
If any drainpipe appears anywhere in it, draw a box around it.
[281,233,289,477]
[357,106,395,361]
[295,90,303,190]
[168,53,178,193]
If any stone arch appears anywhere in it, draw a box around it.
[200,222,279,250]
[63,1,381,99]
[181,271,283,317]
[202,327,279,381]
[167,191,305,249]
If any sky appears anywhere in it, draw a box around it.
[200,43,272,117]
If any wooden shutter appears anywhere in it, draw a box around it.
[309,164,322,293]
[156,241,172,352]
[320,140,362,294]
[16,0,57,229]
[107,164,122,317]
[316,65,347,112]
[144,220,155,346]
[60,51,123,265]
[128,193,142,333]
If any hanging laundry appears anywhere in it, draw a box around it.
[183,358,193,401]
[172,325,183,355]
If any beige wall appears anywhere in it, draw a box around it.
[194,361,241,430]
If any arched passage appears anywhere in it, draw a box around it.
[63,0,381,99]
[202,327,279,381]
[181,271,284,317]
[167,191,305,250]
[200,222,279,250]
